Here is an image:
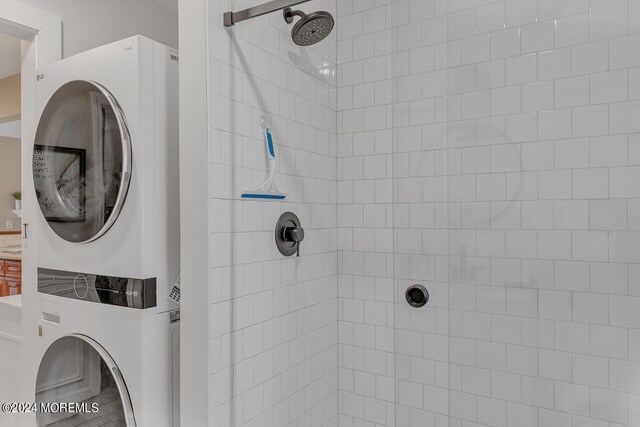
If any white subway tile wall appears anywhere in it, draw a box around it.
[209,0,339,426]
[335,0,640,426]
[336,0,397,425]
[208,0,640,425]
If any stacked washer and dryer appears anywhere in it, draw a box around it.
[30,36,180,426]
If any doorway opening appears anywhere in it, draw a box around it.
[0,31,24,299]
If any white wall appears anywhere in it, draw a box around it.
[0,137,21,230]
[177,0,209,425]
[433,0,640,421]
[16,0,177,56]
[338,0,640,426]
[335,0,396,425]
[207,0,339,425]
[0,74,22,231]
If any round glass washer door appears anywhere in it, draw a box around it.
[35,335,136,426]
[33,80,132,243]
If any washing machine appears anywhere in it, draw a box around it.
[35,290,180,427]
[30,36,180,426]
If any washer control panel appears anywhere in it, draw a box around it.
[37,268,156,309]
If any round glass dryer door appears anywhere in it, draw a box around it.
[35,335,136,426]
[33,80,132,243]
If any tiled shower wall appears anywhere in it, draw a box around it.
[207,0,339,425]
[335,0,398,426]
[441,0,640,425]
[338,0,640,426]
[208,0,640,425]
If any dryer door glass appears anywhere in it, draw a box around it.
[35,335,136,426]
[33,80,132,243]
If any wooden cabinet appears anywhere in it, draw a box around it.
[0,259,21,297]
[5,277,20,296]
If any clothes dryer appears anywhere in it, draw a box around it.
[32,35,179,315]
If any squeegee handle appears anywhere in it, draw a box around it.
[266,128,275,159]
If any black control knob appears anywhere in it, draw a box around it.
[284,226,305,243]
[276,212,305,257]
[283,226,305,256]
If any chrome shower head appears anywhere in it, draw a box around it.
[284,7,334,46]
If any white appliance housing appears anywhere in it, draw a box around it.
[31,36,180,427]
[33,35,179,315]
[36,296,180,427]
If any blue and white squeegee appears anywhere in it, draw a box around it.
[241,116,287,200]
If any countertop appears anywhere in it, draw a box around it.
[0,253,21,261]
[0,295,21,309]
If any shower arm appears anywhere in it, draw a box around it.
[224,0,312,27]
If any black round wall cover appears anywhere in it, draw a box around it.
[406,284,429,308]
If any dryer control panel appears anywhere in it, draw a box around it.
[37,267,156,309]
